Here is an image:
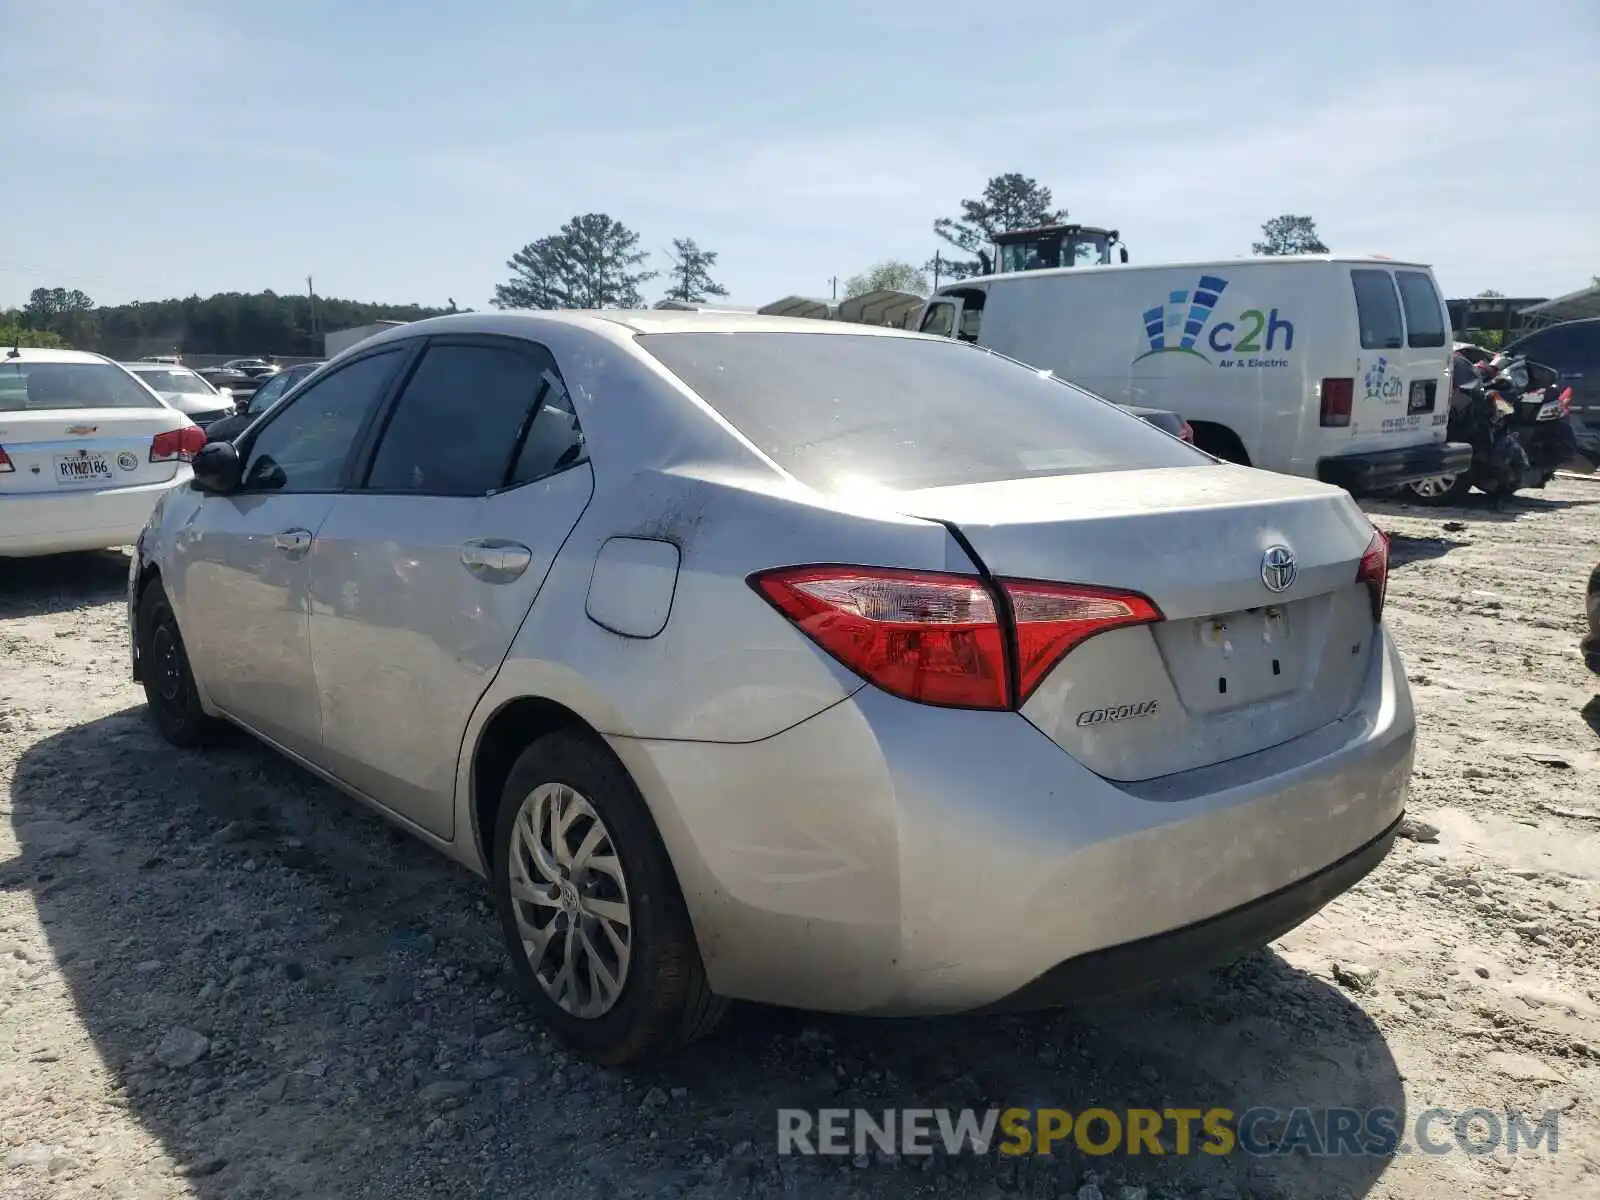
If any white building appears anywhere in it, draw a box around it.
[323,320,409,358]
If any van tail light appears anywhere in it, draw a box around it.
[1178,420,1195,443]
[1320,378,1354,427]
[0,445,13,473]
[149,425,206,463]
[1357,529,1389,622]
[749,566,1162,710]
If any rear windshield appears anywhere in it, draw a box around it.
[1350,270,1404,351]
[1394,271,1447,348]
[638,332,1208,492]
[0,362,163,412]
[131,368,213,395]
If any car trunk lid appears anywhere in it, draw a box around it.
[0,407,185,494]
[894,464,1380,780]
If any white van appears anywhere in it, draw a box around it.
[918,255,1472,494]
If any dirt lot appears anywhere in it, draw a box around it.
[3,480,1598,1200]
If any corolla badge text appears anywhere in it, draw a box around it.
[1076,700,1160,728]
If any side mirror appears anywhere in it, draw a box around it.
[1119,246,1130,264]
[191,441,243,493]
[217,386,234,400]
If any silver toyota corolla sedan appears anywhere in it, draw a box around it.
[128,310,1413,1063]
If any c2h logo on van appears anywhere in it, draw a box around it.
[1134,275,1294,369]
[1363,356,1403,402]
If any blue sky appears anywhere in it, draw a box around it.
[6,0,1597,312]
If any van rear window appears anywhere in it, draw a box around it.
[1350,270,1404,351]
[1395,271,1447,349]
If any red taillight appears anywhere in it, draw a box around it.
[750,566,1161,710]
[1002,579,1162,703]
[1178,420,1195,443]
[1357,529,1389,622]
[149,424,206,463]
[0,445,13,474]
[1558,386,1573,415]
[1320,378,1354,427]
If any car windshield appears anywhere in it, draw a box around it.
[638,331,1207,493]
[133,368,213,395]
[0,361,164,411]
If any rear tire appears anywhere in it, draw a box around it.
[1188,423,1250,466]
[491,729,725,1064]
[136,582,215,748]
[1399,474,1472,506]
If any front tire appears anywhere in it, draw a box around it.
[136,582,214,748]
[1399,474,1472,506]
[491,729,725,1064]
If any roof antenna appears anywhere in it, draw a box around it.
[5,337,19,359]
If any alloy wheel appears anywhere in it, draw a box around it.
[506,783,633,1018]
[1410,475,1457,499]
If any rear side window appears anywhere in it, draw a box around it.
[638,332,1208,493]
[1350,270,1404,350]
[0,362,162,412]
[1395,271,1447,348]
[364,342,582,495]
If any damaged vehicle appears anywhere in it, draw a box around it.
[129,311,1414,1062]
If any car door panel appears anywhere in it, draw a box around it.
[174,493,336,759]
[304,336,593,841]
[170,345,413,762]
[309,467,594,839]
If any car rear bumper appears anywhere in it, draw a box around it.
[1317,441,1473,493]
[611,624,1414,1015]
[978,816,1399,1011]
[0,471,190,557]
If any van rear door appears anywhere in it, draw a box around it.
[1338,266,1451,452]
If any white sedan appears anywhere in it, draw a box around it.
[0,348,203,557]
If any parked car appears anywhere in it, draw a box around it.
[1,349,203,557]
[1121,403,1193,442]
[129,311,1412,1063]
[918,255,1472,494]
[202,360,320,442]
[123,363,237,430]
[221,358,280,379]
[1505,317,1599,427]
[1585,563,1600,675]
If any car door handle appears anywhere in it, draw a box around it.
[460,538,533,582]
[273,528,313,555]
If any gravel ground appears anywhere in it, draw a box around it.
[2,480,1598,1200]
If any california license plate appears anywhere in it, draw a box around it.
[55,452,112,485]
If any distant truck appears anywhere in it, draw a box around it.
[917,252,1471,494]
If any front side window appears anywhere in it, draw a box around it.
[1395,271,1447,348]
[919,302,955,337]
[639,331,1207,493]
[0,362,163,412]
[364,342,580,495]
[241,350,404,492]
[1351,269,1404,350]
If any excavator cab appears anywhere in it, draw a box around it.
[990,224,1125,274]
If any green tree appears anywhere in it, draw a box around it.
[1252,215,1329,256]
[661,238,729,304]
[493,213,657,310]
[7,289,448,357]
[0,314,67,349]
[929,173,1069,280]
[843,260,929,298]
